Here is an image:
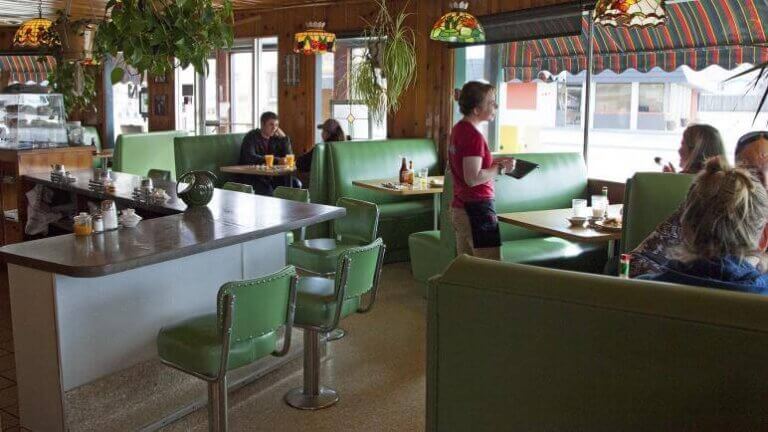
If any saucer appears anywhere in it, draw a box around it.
[566,217,587,227]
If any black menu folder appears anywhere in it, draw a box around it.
[505,159,540,179]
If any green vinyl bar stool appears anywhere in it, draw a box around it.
[285,238,386,410]
[147,169,172,182]
[222,181,255,194]
[287,197,379,341]
[274,186,310,244]
[288,197,380,276]
[157,266,298,431]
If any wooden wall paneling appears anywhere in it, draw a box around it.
[148,72,176,131]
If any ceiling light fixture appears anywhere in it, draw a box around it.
[594,0,667,28]
[430,1,485,44]
[13,0,59,49]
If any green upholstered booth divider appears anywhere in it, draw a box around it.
[621,172,694,253]
[113,131,186,179]
[174,133,246,186]
[409,152,606,294]
[325,138,439,262]
[428,255,768,431]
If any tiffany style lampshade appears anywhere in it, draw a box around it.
[13,0,58,49]
[594,0,666,28]
[430,1,485,44]
[294,22,336,55]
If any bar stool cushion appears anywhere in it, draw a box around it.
[288,238,361,275]
[158,314,278,377]
[294,277,361,328]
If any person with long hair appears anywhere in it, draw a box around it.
[639,157,768,294]
[629,124,727,277]
[449,81,515,260]
[296,119,347,173]
[662,124,725,173]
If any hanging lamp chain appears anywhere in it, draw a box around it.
[38,0,43,19]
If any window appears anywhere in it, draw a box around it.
[637,83,665,130]
[314,38,387,141]
[594,84,631,129]
[229,37,278,133]
[489,0,768,182]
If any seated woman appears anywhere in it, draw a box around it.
[629,124,726,277]
[296,119,347,173]
[638,157,768,294]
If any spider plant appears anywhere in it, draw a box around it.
[726,60,768,123]
[349,0,416,123]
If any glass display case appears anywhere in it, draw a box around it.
[0,93,67,149]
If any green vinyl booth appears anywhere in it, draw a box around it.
[428,255,768,432]
[307,139,439,263]
[174,133,246,186]
[409,152,606,294]
[620,172,694,253]
[113,130,187,179]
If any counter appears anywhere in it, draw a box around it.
[0,170,345,431]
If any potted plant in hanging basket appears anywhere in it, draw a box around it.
[95,0,234,83]
[349,0,417,123]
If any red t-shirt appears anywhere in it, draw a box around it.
[449,120,494,208]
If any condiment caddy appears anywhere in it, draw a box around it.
[50,164,76,184]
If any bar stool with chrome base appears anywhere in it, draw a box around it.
[157,266,298,431]
[287,197,380,341]
[285,238,386,410]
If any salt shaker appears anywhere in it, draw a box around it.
[101,200,118,230]
[92,213,104,233]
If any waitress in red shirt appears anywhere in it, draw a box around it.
[449,81,515,260]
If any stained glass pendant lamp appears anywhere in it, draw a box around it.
[594,0,666,28]
[294,22,336,55]
[430,1,485,44]
[13,0,58,48]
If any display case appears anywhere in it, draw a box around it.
[0,93,67,149]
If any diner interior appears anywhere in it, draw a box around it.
[0,0,767,431]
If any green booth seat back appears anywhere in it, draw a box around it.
[327,139,439,205]
[306,142,330,239]
[621,172,694,253]
[174,133,246,186]
[113,131,186,179]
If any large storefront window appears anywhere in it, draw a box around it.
[229,37,278,133]
[470,0,768,182]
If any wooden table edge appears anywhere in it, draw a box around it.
[497,214,621,243]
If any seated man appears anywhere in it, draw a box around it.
[239,111,295,195]
[639,157,768,294]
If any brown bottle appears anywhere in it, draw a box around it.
[399,157,408,184]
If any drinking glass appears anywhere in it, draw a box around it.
[591,195,607,218]
[285,154,295,168]
[418,168,429,189]
[572,199,588,218]
[264,154,275,168]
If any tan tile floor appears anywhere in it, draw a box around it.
[0,262,426,432]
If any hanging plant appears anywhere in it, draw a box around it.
[95,0,234,83]
[40,11,99,117]
[350,0,416,123]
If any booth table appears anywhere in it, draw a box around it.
[352,176,444,229]
[498,204,623,257]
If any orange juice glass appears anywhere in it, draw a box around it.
[265,154,275,168]
[285,154,295,168]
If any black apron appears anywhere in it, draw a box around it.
[463,199,502,249]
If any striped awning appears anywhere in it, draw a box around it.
[0,55,56,83]
[504,0,768,82]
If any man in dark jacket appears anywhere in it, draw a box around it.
[239,111,294,195]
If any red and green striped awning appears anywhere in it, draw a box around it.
[0,55,56,83]
[504,0,768,82]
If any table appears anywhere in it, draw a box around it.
[498,204,623,257]
[221,164,296,177]
[352,176,444,229]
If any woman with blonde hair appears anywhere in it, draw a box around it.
[640,157,768,294]
[662,124,725,173]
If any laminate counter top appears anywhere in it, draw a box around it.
[0,170,345,277]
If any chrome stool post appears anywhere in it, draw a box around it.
[207,376,228,432]
[284,329,339,410]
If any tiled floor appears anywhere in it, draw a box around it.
[0,262,426,431]
[0,264,29,432]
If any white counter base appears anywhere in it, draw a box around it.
[9,234,286,432]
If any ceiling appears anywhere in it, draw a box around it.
[0,0,338,25]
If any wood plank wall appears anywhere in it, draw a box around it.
[230,0,575,159]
